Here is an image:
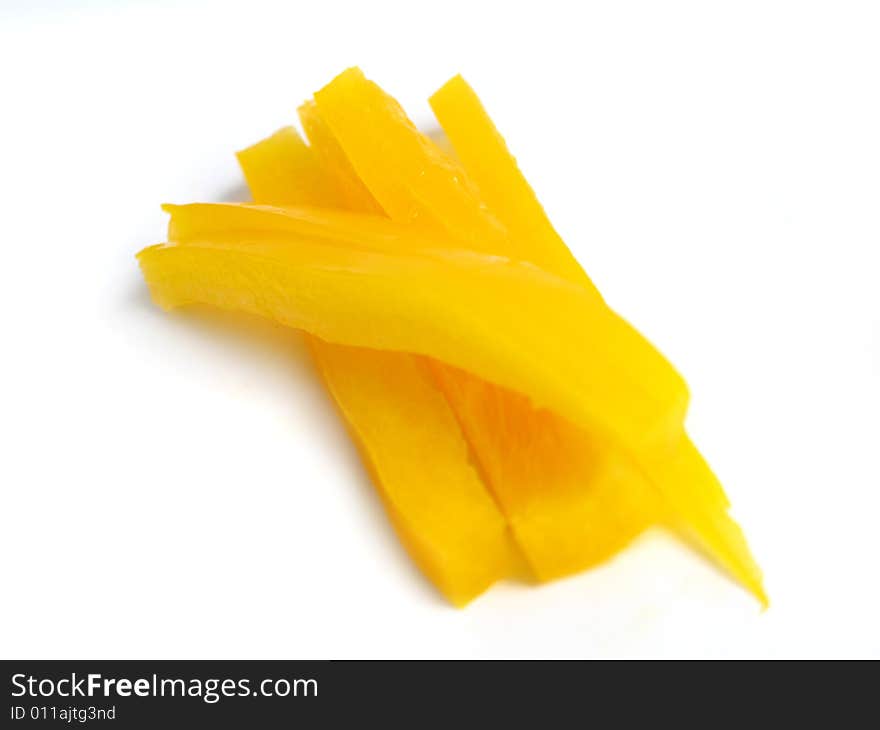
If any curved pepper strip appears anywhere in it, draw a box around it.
[234,128,516,605]
[429,74,765,604]
[161,202,684,445]
[139,234,686,461]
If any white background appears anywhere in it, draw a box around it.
[1,0,878,659]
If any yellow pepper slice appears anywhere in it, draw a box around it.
[297,100,384,216]
[236,127,335,207]
[429,74,592,288]
[430,74,766,604]
[139,234,683,454]
[309,342,515,604]
[165,202,464,256]
[232,127,516,605]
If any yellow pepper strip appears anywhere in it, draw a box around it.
[429,74,592,289]
[232,128,516,605]
[297,100,385,216]
[309,342,516,604]
[429,74,766,604]
[642,438,767,606]
[165,202,461,256]
[139,234,683,457]
[236,127,335,207]
[160,201,684,440]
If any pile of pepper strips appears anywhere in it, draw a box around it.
[138,68,766,607]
